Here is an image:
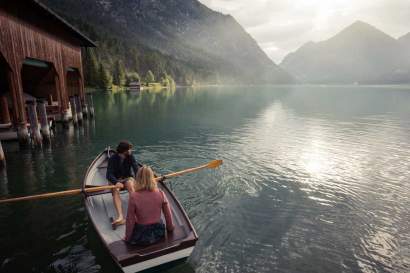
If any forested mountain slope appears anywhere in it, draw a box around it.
[42,0,292,85]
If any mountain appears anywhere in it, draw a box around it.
[280,21,410,84]
[40,0,292,84]
[398,32,410,45]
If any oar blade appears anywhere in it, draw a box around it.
[206,159,223,169]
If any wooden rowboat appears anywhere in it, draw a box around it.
[83,150,198,273]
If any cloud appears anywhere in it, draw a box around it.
[199,0,410,63]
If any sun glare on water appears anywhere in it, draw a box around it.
[301,140,331,177]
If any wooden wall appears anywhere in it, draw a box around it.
[0,7,85,125]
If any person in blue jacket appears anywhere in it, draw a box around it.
[106,140,140,227]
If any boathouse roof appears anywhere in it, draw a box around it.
[1,0,96,47]
[32,0,96,47]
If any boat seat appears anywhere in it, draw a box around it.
[108,224,189,261]
[0,123,12,130]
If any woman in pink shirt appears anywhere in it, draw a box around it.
[125,166,175,245]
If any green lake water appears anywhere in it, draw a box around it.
[0,86,409,273]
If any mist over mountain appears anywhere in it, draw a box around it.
[41,0,292,84]
[280,21,410,84]
[398,32,410,45]
[398,33,410,70]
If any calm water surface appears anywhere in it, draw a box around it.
[0,86,410,273]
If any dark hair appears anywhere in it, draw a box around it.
[116,140,133,154]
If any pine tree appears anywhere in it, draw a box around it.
[145,70,155,84]
[160,72,170,87]
[112,60,126,86]
[132,54,140,73]
[83,48,99,86]
[167,74,176,89]
[98,63,112,90]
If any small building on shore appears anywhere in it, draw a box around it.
[128,81,142,92]
[0,0,95,143]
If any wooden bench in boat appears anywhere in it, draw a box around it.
[0,123,12,130]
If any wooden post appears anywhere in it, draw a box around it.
[82,97,88,118]
[86,93,95,117]
[16,122,30,145]
[7,68,29,145]
[0,95,11,124]
[60,108,70,129]
[75,95,83,124]
[0,140,5,169]
[47,94,53,105]
[54,68,70,129]
[57,68,69,114]
[27,101,42,146]
[37,99,50,142]
[78,74,88,118]
[69,96,78,125]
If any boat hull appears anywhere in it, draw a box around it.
[83,150,198,272]
[122,247,194,273]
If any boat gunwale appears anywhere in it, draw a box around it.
[83,150,123,269]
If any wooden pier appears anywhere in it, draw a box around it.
[0,0,95,146]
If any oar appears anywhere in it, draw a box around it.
[0,159,223,204]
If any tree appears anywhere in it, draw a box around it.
[131,52,140,73]
[112,60,126,86]
[160,72,175,88]
[83,48,99,86]
[149,53,166,78]
[126,72,140,86]
[184,72,194,86]
[145,70,155,84]
[161,76,170,87]
[167,74,176,89]
[98,63,112,90]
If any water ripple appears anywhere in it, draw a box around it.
[1,86,410,273]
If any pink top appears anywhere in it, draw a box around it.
[125,189,175,241]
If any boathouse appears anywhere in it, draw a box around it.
[0,0,95,144]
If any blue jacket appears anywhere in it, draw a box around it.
[106,153,140,184]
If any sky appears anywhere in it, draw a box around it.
[199,0,410,63]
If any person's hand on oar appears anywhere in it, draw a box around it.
[115,182,125,190]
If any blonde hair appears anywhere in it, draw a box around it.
[136,165,157,191]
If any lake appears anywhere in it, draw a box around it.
[0,85,409,273]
